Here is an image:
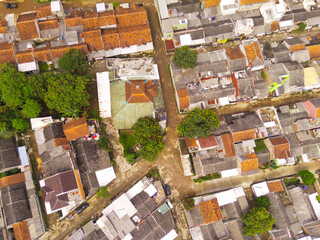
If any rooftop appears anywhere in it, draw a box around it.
[63,117,90,141]
[125,80,158,103]
[13,221,31,240]
[199,198,222,224]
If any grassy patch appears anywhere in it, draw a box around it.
[39,61,49,72]
[254,139,267,153]
[193,173,220,183]
[284,177,300,186]
[119,131,139,163]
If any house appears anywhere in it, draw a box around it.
[307,9,320,27]
[0,138,24,173]
[279,13,294,31]
[252,17,265,36]
[256,106,283,136]
[0,42,17,65]
[304,67,320,90]
[241,39,265,71]
[234,18,254,37]
[264,136,290,160]
[16,13,40,41]
[185,187,253,240]
[225,46,247,72]
[231,70,256,100]
[304,98,320,118]
[260,1,287,24]
[273,44,290,63]
[267,63,289,95]
[238,0,270,12]
[63,117,90,141]
[283,61,304,92]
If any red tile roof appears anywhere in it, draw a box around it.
[267,180,284,192]
[198,135,218,149]
[269,136,290,159]
[98,11,116,27]
[35,3,53,19]
[221,133,235,157]
[271,21,280,32]
[65,10,83,27]
[184,137,198,148]
[38,19,59,30]
[16,50,34,64]
[204,0,221,8]
[13,221,31,240]
[101,28,120,50]
[83,29,104,51]
[0,172,26,188]
[240,0,268,5]
[244,41,263,68]
[17,13,40,40]
[0,42,16,65]
[176,88,190,109]
[199,198,222,223]
[118,24,152,47]
[82,10,99,31]
[232,129,256,142]
[115,4,148,28]
[63,117,89,141]
[125,80,158,103]
[308,45,320,59]
[51,43,88,59]
[165,39,175,51]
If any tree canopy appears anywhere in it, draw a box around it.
[242,207,275,236]
[132,117,164,161]
[177,108,220,138]
[173,46,197,69]
[96,186,111,199]
[58,49,89,75]
[298,170,316,186]
[254,196,270,210]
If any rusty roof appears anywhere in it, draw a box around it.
[0,19,8,33]
[13,221,31,240]
[269,136,289,146]
[16,50,34,64]
[308,45,320,59]
[271,21,280,32]
[198,135,218,149]
[267,181,284,192]
[199,198,222,224]
[65,10,83,27]
[241,158,259,172]
[35,3,53,19]
[115,4,148,28]
[225,46,245,60]
[0,172,26,189]
[290,44,305,53]
[221,133,235,157]
[17,13,40,40]
[82,10,99,30]
[33,45,52,62]
[118,25,152,48]
[83,29,104,51]
[125,80,158,103]
[0,42,16,65]
[240,0,268,5]
[184,137,198,148]
[232,129,256,142]
[17,13,37,22]
[98,10,116,27]
[51,43,88,59]
[204,0,221,8]
[63,117,89,141]
[177,88,190,109]
[38,19,59,30]
[101,28,120,50]
[244,41,263,68]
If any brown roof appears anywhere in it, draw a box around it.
[271,21,280,32]
[240,0,268,5]
[267,180,284,192]
[290,44,305,53]
[125,80,158,103]
[17,13,40,40]
[38,19,59,30]
[13,221,31,240]
[35,3,53,19]
[0,172,26,189]
[82,10,99,31]
[165,39,175,51]
[199,198,222,224]
[198,135,218,149]
[65,10,83,27]
[184,137,198,148]
[51,43,88,59]
[115,4,148,28]
[225,47,245,60]
[232,129,256,142]
[101,28,120,50]
[308,45,320,59]
[0,19,8,33]
[204,0,221,8]
[16,50,34,64]
[98,11,116,27]
[221,133,235,157]
[118,25,152,47]
[63,117,89,141]
[269,136,290,159]
[33,45,52,62]
[0,42,16,65]
[269,136,289,146]
[241,158,259,172]
[54,137,69,147]
[244,41,263,67]
[176,88,190,109]
[83,29,104,51]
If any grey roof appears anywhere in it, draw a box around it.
[284,37,305,46]
[256,151,270,164]
[228,113,264,132]
[43,122,65,142]
[267,192,290,230]
[131,191,157,219]
[73,139,111,197]
[303,220,320,237]
[225,219,254,240]
[185,207,204,228]
[228,58,246,72]
[309,98,320,108]
[292,9,307,23]
[0,138,21,172]
[237,73,255,99]
[307,9,320,26]
[1,182,32,226]
[273,45,290,63]
[193,155,238,175]
[252,17,264,26]
[82,220,107,240]
[167,0,200,15]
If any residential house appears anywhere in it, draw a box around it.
[185,187,254,240]
[282,61,305,92]
[238,0,270,12]
[307,9,320,27]
[264,136,293,165]
[225,46,247,72]
[63,117,90,142]
[0,42,16,65]
[234,18,254,37]
[252,16,265,36]
[273,43,291,63]
[304,66,320,90]
[279,13,294,31]
[203,20,235,45]
[241,39,265,71]
[0,138,25,173]
[231,70,256,101]
[267,63,289,96]
[256,106,283,136]
[16,13,40,41]
[304,98,320,119]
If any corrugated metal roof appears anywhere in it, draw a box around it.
[97,72,112,118]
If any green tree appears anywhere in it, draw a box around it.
[298,22,307,32]
[12,118,30,132]
[298,170,316,186]
[242,207,275,236]
[254,196,270,210]
[183,197,195,210]
[58,49,89,75]
[132,117,164,161]
[173,46,197,69]
[44,73,90,114]
[21,99,42,119]
[96,186,111,199]
[0,122,15,139]
[177,108,220,138]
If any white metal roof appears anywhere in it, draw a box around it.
[18,61,38,72]
[157,0,169,19]
[51,0,61,12]
[96,72,112,118]
[220,168,239,178]
[126,179,148,200]
[215,189,238,206]
[308,193,320,220]
[161,229,178,240]
[18,146,29,167]
[252,181,270,197]
[180,34,192,46]
[102,194,137,219]
[96,2,106,12]
[95,167,116,186]
[30,117,53,130]
[144,184,157,197]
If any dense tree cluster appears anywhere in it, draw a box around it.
[58,49,89,75]
[173,46,197,69]
[298,170,316,186]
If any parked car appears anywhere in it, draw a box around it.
[76,203,89,214]
[4,3,17,9]
[164,184,171,195]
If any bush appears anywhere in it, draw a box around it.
[284,177,300,186]
[98,136,110,151]
[96,186,111,199]
[193,173,220,183]
[113,2,119,8]
[298,22,307,32]
[298,170,316,186]
[183,198,195,210]
[173,46,197,69]
[254,139,267,153]
[254,196,270,210]
[119,132,138,163]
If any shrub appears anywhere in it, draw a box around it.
[254,196,270,210]
[183,198,195,210]
[284,177,300,186]
[98,136,110,151]
[96,186,111,199]
[173,46,197,69]
[298,170,316,186]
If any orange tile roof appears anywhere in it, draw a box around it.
[33,45,52,62]
[246,152,257,159]
[17,13,40,40]
[244,41,263,68]
[101,28,120,50]
[233,129,256,142]
[51,43,88,59]
[0,172,26,188]
[308,45,320,59]
[0,42,16,65]
[241,158,258,172]
[16,50,34,64]
[63,117,89,141]
[221,133,235,157]
[271,21,280,32]
[290,44,305,53]
[13,221,31,240]
[35,3,53,19]
[83,29,104,51]
[225,46,245,60]
[0,19,8,33]
[98,11,116,27]
[118,25,152,48]
[199,198,222,224]
[74,169,85,199]
[204,0,221,8]
[82,10,99,31]
[198,135,218,149]
[176,88,190,109]
[125,80,158,103]
[65,10,83,27]
[54,137,69,147]
[267,180,284,192]
[184,137,198,148]
[38,19,59,30]
[240,0,268,5]
[115,4,148,28]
